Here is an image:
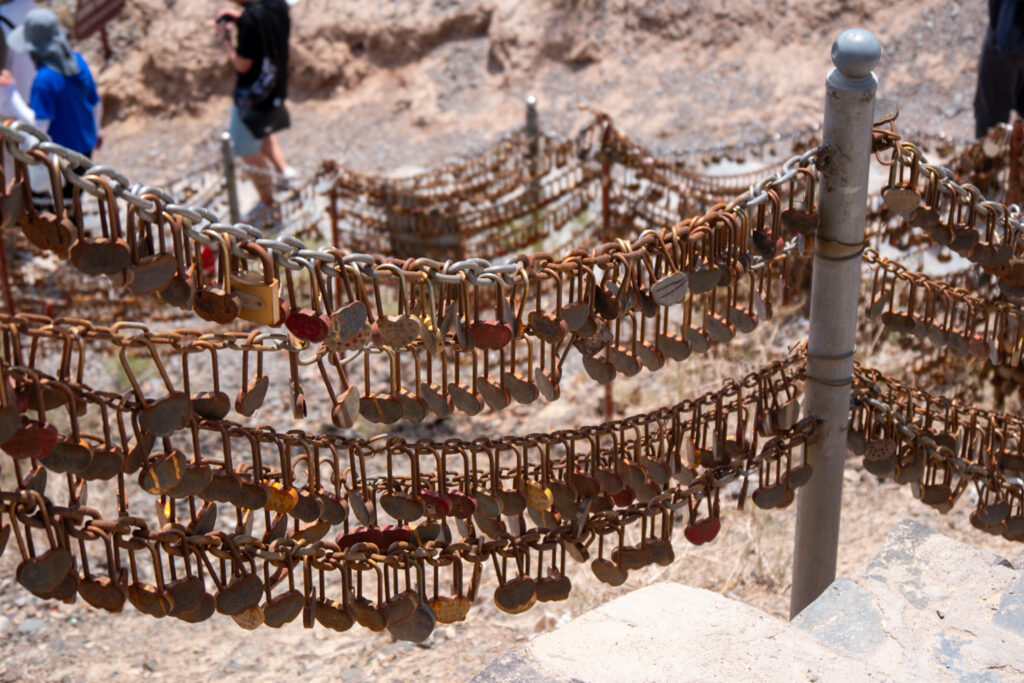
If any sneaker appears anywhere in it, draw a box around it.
[243,201,284,234]
[243,201,272,224]
[261,209,285,234]
[276,166,299,191]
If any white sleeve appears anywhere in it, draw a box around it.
[8,89,34,123]
[0,84,33,122]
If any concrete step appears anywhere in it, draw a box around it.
[472,582,908,682]
[793,518,1024,681]
[473,519,1024,682]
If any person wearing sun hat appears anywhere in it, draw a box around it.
[7,7,102,157]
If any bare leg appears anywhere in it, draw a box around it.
[261,134,288,173]
[243,152,275,207]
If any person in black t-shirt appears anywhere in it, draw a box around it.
[215,0,296,228]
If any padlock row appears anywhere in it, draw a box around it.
[329,112,815,211]
[611,128,804,200]
[326,113,795,207]
[0,117,818,337]
[0,220,810,430]
[866,265,1024,414]
[941,122,1017,204]
[2,222,197,322]
[1,414,813,599]
[0,482,692,638]
[0,408,816,640]
[323,122,592,199]
[0,349,809,533]
[879,139,1024,291]
[328,122,600,206]
[850,365,1024,542]
[333,147,598,232]
[332,163,603,261]
[0,268,806,433]
[328,115,819,259]
[863,248,1024,368]
[301,200,808,377]
[8,201,803,349]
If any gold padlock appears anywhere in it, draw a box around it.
[231,242,281,325]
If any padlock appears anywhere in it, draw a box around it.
[231,242,281,325]
[283,257,330,342]
[19,152,72,256]
[125,190,178,295]
[193,233,241,324]
[69,175,132,276]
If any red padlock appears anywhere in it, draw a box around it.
[684,487,721,545]
[201,245,216,274]
[283,258,329,342]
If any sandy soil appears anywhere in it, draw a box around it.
[68,0,984,181]
[0,1,1014,681]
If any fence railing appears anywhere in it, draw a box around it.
[0,27,1021,643]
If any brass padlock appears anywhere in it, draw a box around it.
[232,242,281,325]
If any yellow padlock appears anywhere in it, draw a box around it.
[231,242,281,325]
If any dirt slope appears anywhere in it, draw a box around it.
[76,0,984,179]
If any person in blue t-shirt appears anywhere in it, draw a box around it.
[7,8,102,156]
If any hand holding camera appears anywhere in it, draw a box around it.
[212,8,240,41]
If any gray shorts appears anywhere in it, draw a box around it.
[229,104,263,157]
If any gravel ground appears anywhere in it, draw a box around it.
[0,1,1014,681]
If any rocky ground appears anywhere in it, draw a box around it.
[0,0,1012,681]
[55,0,985,180]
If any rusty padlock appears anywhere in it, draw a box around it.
[68,175,132,276]
[193,233,241,324]
[125,191,179,295]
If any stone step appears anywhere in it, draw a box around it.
[473,519,1024,682]
[792,518,1024,681]
[472,582,909,682]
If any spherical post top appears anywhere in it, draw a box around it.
[526,95,537,107]
[831,28,881,79]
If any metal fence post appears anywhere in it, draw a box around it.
[221,131,240,224]
[329,186,341,252]
[526,95,541,241]
[525,94,539,141]
[598,115,616,421]
[790,28,881,619]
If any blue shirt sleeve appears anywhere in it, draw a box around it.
[29,68,57,122]
[76,53,99,106]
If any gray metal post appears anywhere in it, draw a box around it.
[221,131,241,224]
[525,95,539,139]
[525,95,541,239]
[790,28,881,619]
